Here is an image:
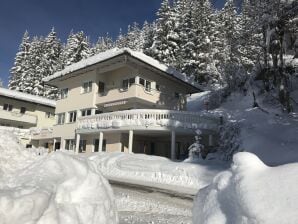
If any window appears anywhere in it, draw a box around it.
[98,81,105,94]
[20,107,26,114]
[145,80,151,91]
[3,104,13,111]
[156,84,161,91]
[95,109,103,115]
[46,112,55,118]
[65,139,75,151]
[82,81,92,93]
[81,109,92,117]
[68,111,77,123]
[57,113,65,125]
[122,77,135,90]
[175,92,180,99]
[139,78,145,86]
[60,88,68,99]
[139,78,151,92]
[79,139,87,153]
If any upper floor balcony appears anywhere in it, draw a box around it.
[77,109,220,134]
[96,77,186,110]
[0,110,37,125]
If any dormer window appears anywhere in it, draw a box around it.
[82,81,92,93]
[60,88,68,99]
[123,78,135,90]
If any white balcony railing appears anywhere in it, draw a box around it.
[77,109,220,132]
[30,127,53,139]
[0,110,37,125]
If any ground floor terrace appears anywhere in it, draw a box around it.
[32,109,221,160]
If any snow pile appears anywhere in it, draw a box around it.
[86,152,226,195]
[193,152,298,224]
[0,130,118,224]
[0,130,36,178]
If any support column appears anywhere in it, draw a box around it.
[99,132,103,152]
[53,138,56,152]
[171,130,176,160]
[61,138,65,150]
[128,130,134,153]
[75,134,81,154]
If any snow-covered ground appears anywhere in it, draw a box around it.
[85,152,227,195]
[189,89,298,223]
[0,130,118,224]
[193,152,298,224]
[189,90,298,165]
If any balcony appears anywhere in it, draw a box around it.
[0,110,37,125]
[96,84,170,107]
[77,109,220,133]
[30,127,53,140]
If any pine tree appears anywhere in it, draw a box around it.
[9,31,31,91]
[142,21,155,54]
[92,33,114,55]
[43,28,62,99]
[61,31,91,67]
[23,36,45,95]
[149,0,180,66]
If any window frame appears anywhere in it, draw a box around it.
[98,81,105,94]
[20,107,26,114]
[68,111,77,123]
[60,88,68,99]
[57,113,65,125]
[122,77,136,90]
[65,139,75,151]
[81,108,92,117]
[79,139,87,153]
[82,81,93,94]
[3,103,13,111]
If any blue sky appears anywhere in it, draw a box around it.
[0,0,225,87]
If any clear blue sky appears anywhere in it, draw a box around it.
[0,0,225,87]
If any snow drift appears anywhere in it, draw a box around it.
[86,152,226,195]
[193,152,298,224]
[0,130,118,224]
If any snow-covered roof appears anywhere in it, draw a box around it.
[43,48,200,91]
[0,87,56,108]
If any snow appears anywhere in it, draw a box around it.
[0,87,56,108]
[0,130,118,224]
[85,152,226,195]
[193,152,298,224]
[43,48,201,91]
[188,90,298,165]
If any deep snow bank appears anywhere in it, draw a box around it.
[193,152,298,224]
[86,152,226,195]
[0,130,118,224]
